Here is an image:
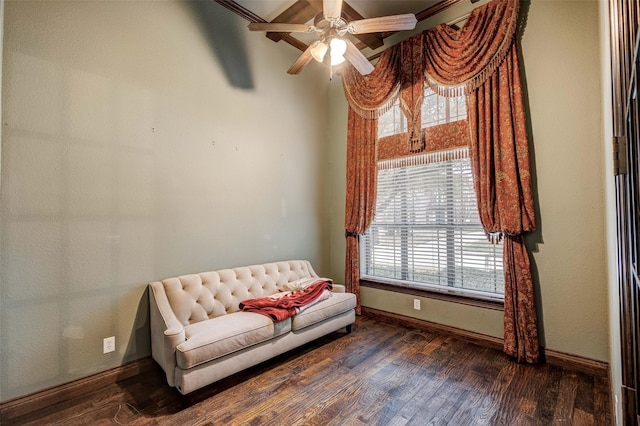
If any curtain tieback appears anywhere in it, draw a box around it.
[487,231,504,244]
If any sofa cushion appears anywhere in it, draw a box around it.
[176,312,291,369]
[291,292,357,331]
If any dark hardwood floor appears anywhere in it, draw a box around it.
[7,316,612,425]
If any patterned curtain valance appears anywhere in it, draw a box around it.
[423,0,519,97]
[378,120,470,161]
[341,45,402,120]
[342,0,520,117]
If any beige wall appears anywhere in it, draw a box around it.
[326,0,610,363]
[0,0,329,401]
[522,0,609,361]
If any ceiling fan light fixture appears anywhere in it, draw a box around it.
[310,41,328,63]
[329,37,347,65]
[247,0,418,76]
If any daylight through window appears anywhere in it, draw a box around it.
[361,88,504,300]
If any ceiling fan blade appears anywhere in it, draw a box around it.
[287,45,315,75]
[248,22,313,33]
[344,39,374,75]
[347,14,417,35]
[323,0,343,21]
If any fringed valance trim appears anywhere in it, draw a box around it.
[342,44,403,120]
[343,84,402,120]
[423,0,520,97]
[424,23,517,98]
[423,80,467,98]
[378,146,468,170]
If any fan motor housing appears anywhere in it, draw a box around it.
[313,13,348,34]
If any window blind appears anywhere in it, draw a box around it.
[361,147,504,299]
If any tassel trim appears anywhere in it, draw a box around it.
[486,231,504,245]
[378,146,469,170]
[343,83,401,120]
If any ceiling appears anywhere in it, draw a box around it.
[235,0,441,22]
[214,0,473,55]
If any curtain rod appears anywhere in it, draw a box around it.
[448,12,470,27]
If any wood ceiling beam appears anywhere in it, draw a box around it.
[381,0,467,39]
[213,0,265,23]
[264,1,384,50]
[361,0,468,56]
[341,2,384,50]
[213,0,309,52]
[265,0,322,44]
[417,0,467,22]
[215,0,468,55]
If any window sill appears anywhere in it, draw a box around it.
[360,279,504,311]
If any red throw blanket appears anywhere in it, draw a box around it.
[239,279,333,322]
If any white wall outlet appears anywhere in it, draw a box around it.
[103,336,115,354]
[413,299,421,310]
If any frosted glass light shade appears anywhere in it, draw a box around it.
[329,38,347,65]
[310,41,328,62]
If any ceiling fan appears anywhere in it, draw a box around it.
[248,0,417,76]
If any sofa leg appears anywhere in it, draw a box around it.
[346,324,353,334]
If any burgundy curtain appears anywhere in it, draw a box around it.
[465,44,538,363]
[342,47,401,313]
[344,108,377,314]
[424,0,539,363]
[341,0,538,363]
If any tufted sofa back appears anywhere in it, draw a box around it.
[153,260,319,326]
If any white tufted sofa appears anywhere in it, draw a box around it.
[149,260,356,394]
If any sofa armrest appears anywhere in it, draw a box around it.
[332,284,346,293]
[149,282,185,387]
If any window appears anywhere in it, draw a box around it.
[361,88,504,301]
[421,88,466,128]
[378,102,407,138]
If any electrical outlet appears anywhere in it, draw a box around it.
[413,299,421,310]
[103,336,115,354]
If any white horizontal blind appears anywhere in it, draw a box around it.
[361,148,504,299]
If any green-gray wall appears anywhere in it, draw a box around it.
[1,0,620,420]
[0,0,329,401]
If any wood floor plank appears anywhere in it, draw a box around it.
[511,396,538,425]
[357,332,447,425]
[594,375,614,425]
[552,370,579,424]
[289,333,413,425]
[573,408,595,425]
[3,316,613,426]
[384,337,468,426]
[533,364,563,423]
[574,371,596,415]
[314,346,432,424]
[489,361,560,425]
[446,354,518,425]
[408,376,471,425]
